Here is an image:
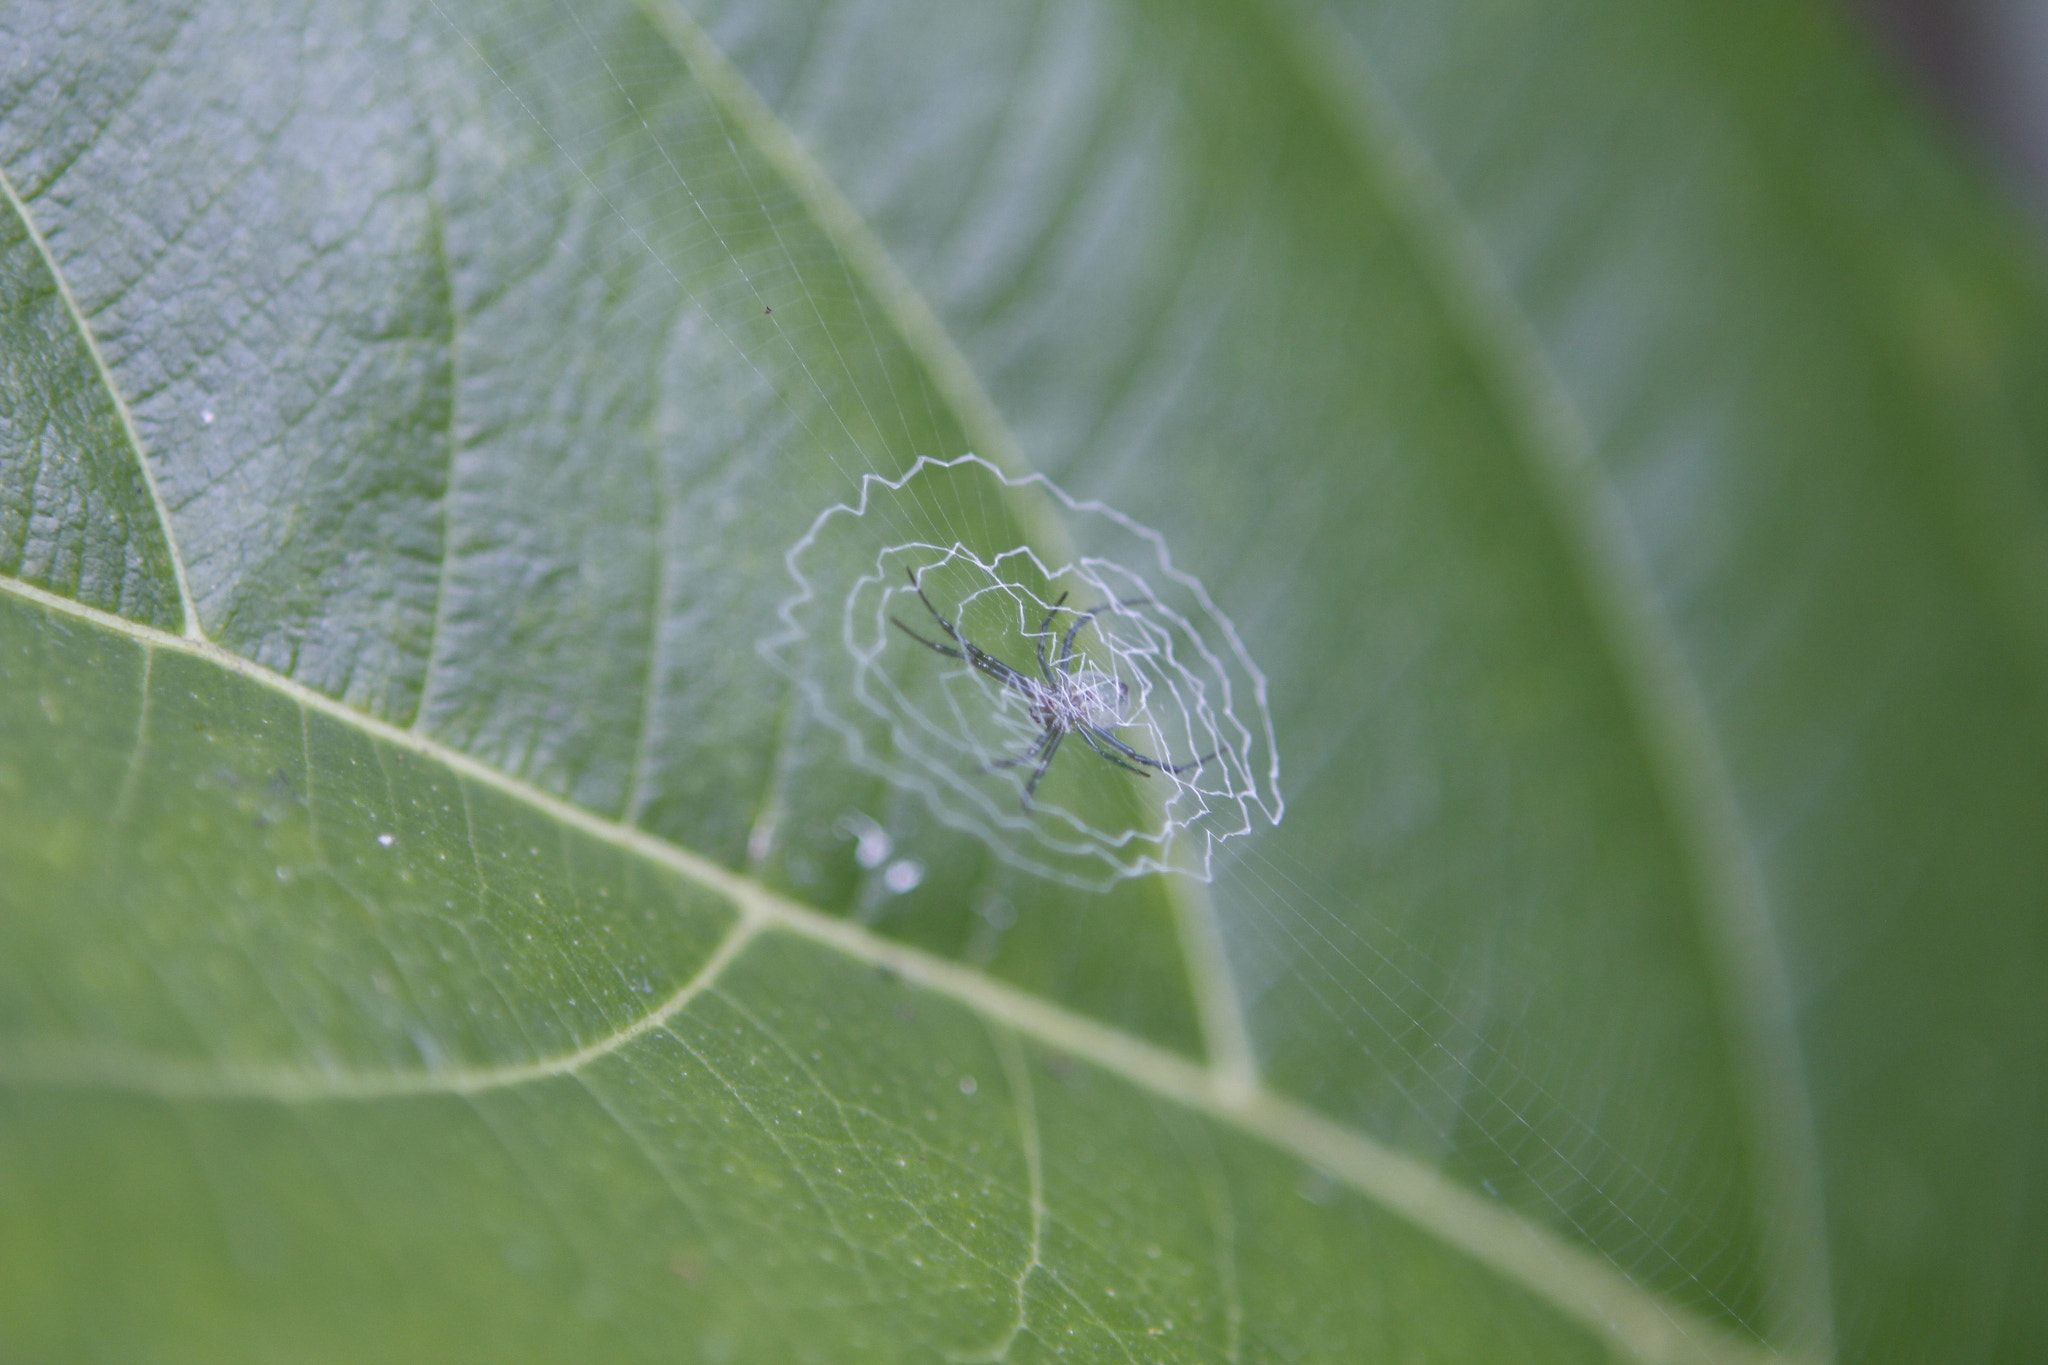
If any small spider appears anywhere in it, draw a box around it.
[891,567,1212,804]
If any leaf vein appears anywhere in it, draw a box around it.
[0,570,1799,1365]
[0,161,199,635]
[1247,5,1836,1356]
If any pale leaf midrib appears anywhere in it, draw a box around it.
[0,162,200,638]
[627,0,1043,531]
[3,570,1794,1365]
[1250,3,1836,1358]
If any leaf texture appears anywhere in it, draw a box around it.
[1,1,2043,1362]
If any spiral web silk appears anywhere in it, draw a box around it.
[762,455,1283,889]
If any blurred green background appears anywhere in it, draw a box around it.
[1857,0,2048,218]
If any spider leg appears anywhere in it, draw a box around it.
[905,567,972,651]
[1052,596,1155,674]
[971,651,1036,693]
[1056,597,1155,679]
[890,616,966,660]
[987,730,1054,770]
[1057,607,1101,675]
[898,568,1035,695]
[1084,725,1214,775]
[1033,592,1071,683]
[1022,730,1065,805]
[1078,728,1152,777]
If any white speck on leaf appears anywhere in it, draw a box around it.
[839,813,890,868]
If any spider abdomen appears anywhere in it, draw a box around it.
[1027,670,1125,734]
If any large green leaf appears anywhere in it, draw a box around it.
[3,1,2043,1361]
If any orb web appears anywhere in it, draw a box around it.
[762,455,1281,889]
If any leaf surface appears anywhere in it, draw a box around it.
[2,1,2044,1362]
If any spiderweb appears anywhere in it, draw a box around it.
[762,454,1281,889]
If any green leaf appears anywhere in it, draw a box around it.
[3,1,2043,1362]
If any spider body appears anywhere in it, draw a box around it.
[890,568,1212,804]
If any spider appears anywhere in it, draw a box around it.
[890,567,1212,804]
